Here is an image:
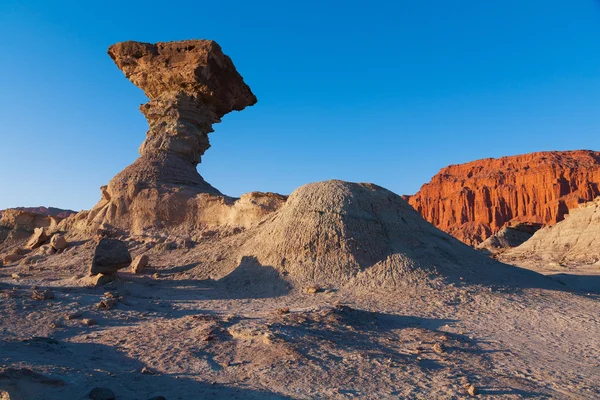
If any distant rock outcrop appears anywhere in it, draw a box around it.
[408,151,600,245]
[0,207,75,220]
[0,209,63,244]
[502,197,600,266]
[476,223,542,256]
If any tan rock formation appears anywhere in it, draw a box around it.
[0,209,61,244]
[26,228,48,249]
[130,254,149,274]
[408,150,600,245]
[71,40,280,235]
[502,197,600,266]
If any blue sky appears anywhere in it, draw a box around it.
[1,1,599,211]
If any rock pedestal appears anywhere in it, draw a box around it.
[81,40,261,234]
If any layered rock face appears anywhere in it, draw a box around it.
[0,209,62,244]
[77,40,276,234]
[408,151,600,245]
[105,40,256,192]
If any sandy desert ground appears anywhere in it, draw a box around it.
[1,231,599,400]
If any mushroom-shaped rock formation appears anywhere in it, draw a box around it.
[75,40,275,235]
[107,40,257,193]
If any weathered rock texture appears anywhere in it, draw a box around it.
[73,40,276,235]
[408,150,600,245]
[0,209,62,244]
[226,180,545,288]
[476,223,541,256]
[502,197,600,266]
[90,238,132,275]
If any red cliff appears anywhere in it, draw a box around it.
[408,150,600,245]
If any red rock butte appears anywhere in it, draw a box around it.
[407,150,600,245]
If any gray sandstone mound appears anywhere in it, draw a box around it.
[503,197,600,266]
[236,180,547,288]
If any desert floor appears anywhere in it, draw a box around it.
[1,238,599,399]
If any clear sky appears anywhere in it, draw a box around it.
[1,1,599,211]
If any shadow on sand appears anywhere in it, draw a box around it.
[0,338,292,400]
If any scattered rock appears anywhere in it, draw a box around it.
[304,286,320,294]
[26,227,48,249]
[20,254,45,265]
[90,238,132,275]
[87,273,116,287]
[276,307,290,315]
[65,311,83,320]
[32,289,54,300]
[82,318,97,326]
[11,273,20,280]
[88,387,116,400]
[141,367,156,375]
[432,342,446,354]
[3,253,24,264]
[97,298,118,310]
[467,384,478,396]
[130,254,149,274]
[50,233,68,251]
[39,244,57,255]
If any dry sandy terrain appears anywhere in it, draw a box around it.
[1,236,599,400]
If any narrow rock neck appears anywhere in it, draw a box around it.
[138,93,221,166]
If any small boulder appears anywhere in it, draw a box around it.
[26,227,48,249]
[467,384,478,396]
[82,318,97,326]
[130,254,149,274]
[3,253,24,264]
[303,286,320,294]
[50,234,68,251]
[90,238,131,275]
[39,244,57,256]
[88,387,115,400]
[32,289,54,300]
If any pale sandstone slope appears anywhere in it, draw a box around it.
[502,197,600,266]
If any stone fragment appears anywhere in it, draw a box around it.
[88,387,116,400]
[97,298,118,310]
[90,238,131,275]
[50,234,68,251]
[304,286,320,294]
[82,318,97,326]
[467,384,478,396]
[432,342,445,354]
[39,244,57,255]
[3,253,24,264]
[26,227,48,249]
[65,311,83,320]
[32,289,54,300]
[276,307,290,315]
[130,254,149,274]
